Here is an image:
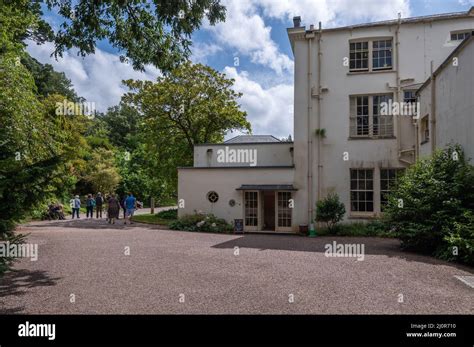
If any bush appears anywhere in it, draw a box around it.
[317,220,395,237]
[315,193,346,233]
[169,213,233,233]
[156,208,177,220]
[383,144,474,265]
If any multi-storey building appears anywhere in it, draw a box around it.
[177,8,474,232]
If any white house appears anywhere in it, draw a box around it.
[177,8,474,233]
[416,32,474,160]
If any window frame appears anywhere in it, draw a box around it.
[277,191,292,228]
[380,168,405,211]
[350,169,374,213]
[450,31,472,41]
[244,191,259,228]
[350,93,394,138]
[349,37,394,73]
[372,39,393,71]
[421,115,430,144]
[349,40,369,72]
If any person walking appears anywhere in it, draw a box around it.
[70,195,81,219]
[107,194,121,224]
[124,192,137,225]
[95,192,103,219]
[120,196,127,220]
[86,194,95,219]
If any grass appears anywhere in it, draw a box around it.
[132,214,174,226]
[132,209,177,226]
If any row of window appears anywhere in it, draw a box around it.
[349,91,417,138]
[350,168,404,212]
[349,31,471,73]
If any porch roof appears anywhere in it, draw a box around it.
[236,184,297,191]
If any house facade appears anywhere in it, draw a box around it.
[177,8,474,233]
[416,33,474,160]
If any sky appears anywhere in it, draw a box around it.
[27,0,474,139]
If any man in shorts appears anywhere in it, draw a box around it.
[124,192,137,225]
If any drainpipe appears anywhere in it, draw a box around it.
[414,120,419,160]
[306,28,315,225]
[395,14,402,162]
[317,22,322,209]
[430,60,436,153]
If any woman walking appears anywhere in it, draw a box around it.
[95,192,103,219]
[107,194,121,224]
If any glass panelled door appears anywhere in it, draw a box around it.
[277,191,292,231]
[244,191,258,231]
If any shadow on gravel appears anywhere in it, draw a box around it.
[23,219,163,230]
[0,269,61,308]
[212,234,474,272]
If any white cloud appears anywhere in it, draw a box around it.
[190,42,223,64]
[224,67,293,138]
[255,0,411,27]
[205,0,294,74]
[26,41,161,111]
[202,0,411,74]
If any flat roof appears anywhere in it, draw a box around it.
[224,135,281,144]
[177,165,295,170]
[288,7,474,34]
[236,184,297,191]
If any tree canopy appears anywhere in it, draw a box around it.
[122,62,251,192]
[20,0,226,71]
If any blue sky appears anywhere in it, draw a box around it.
[28,0,474,138]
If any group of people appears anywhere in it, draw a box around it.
[69,192,138,224]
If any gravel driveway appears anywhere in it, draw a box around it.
[1,218,473,314]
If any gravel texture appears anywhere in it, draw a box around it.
[1,218,473,314]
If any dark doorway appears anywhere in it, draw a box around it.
[263,191,275,230]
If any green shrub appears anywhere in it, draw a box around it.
[169,213,233,233]
[156,209,177,220]
[315,193,346,233]
[383,144,474,265]
[318,220,395,237]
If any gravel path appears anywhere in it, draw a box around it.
[1,218,473,314]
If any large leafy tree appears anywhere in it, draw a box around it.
[22,0,226,71]
[123,62,251,195]
[21,55,79,101]
[384,145,474,265]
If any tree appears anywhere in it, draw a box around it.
[83,148,121,195]
[383,145,474,265]
[24,0,226,71]
[21,55,79,101]
[315,193,346,233]
[123,62,251,195]
[101,103,143,149]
